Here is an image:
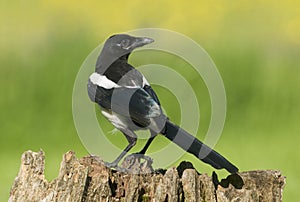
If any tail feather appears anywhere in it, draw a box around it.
[161,120,238,173]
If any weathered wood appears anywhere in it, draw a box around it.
[9,150,286,202]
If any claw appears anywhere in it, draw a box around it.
[104,161,132,173]
[104,161,118,168]
[133,152,145,158]
[132,153,153,164]
[115,167,130,173]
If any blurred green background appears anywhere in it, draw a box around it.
[1,1,299,201]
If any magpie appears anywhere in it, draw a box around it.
[87,34,238,173]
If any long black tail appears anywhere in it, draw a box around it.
[161,120,238,173]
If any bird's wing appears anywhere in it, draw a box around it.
[103,61,144,87]
[88,79,161,127]
[143,85,161,106]
[103,61,162,107]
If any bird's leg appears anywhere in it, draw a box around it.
[105,129,137,168]
[137,131,157,154]
[132,131,157,163]
[138,136,155,154]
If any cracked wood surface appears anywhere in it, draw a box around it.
[9,150,285,202]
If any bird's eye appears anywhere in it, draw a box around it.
[120,39,130,48]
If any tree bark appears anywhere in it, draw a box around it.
[9,150,285,202]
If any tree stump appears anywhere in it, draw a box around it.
[9,150,286,202]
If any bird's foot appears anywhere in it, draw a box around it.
[103,161,131,173]
[119,153,154,174]
[132,153,153,163]
[103,154,154,173]
[104,161,118,169]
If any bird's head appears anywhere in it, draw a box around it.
[103,34,154,57]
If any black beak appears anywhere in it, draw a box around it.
[139,37,154,45]
[131,37,154,49]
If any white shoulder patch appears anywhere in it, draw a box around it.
[89,72,120,89]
